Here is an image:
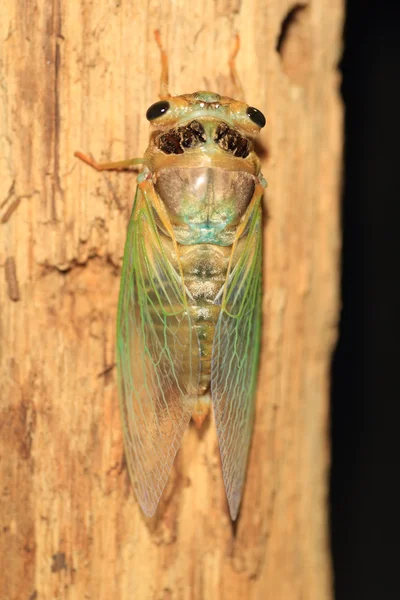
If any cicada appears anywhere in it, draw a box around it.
[76,32,266,520]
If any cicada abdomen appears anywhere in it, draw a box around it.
[75,34,266,520]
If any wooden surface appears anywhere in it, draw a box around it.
[0,1,343,598]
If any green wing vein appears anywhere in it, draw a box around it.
[117,187,199,516]
[211,200,262,520]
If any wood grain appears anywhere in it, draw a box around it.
[0,1,343,598]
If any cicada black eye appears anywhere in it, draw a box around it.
[246,106,266,128]
[146,101,170,121]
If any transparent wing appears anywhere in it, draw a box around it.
[117,186,199,516]
[211,200,262,520]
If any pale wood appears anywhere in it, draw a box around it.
[0,1,343,598]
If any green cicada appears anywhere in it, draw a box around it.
[76,32,266,520]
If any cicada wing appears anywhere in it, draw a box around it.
[211,200,262,520]
[117,186,200,516]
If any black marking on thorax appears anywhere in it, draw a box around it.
[156,119,251,159]
[214,123,250,158]
[157,121,206,155]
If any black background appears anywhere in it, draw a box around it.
[331,0,400,597]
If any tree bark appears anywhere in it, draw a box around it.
[0,1,343,598]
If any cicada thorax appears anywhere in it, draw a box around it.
[141,93,264,427]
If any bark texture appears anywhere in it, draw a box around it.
[0,1,343,598]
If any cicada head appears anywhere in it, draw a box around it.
[143,91,266,175]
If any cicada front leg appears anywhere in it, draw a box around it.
[228,33,245,101]
[74,151,144,171]
[154,29,171,99]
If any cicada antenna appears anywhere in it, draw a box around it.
[228,33,245,101]
[154,29,171,99]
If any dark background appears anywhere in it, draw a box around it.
[331,0,400,598]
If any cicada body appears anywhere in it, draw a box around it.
[76,38,267,520]
[116,91,266,520]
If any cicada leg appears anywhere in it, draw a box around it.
[74,151,144,171]
[154,29,171,99]
[228,33,245,101]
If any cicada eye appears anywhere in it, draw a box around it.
[146,101,170,121]
[246,106,266,128]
